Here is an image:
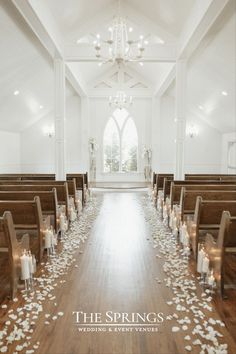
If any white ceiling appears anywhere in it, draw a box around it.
[0,1,75,132]
[187,2,236,133]
[0,0,235,134]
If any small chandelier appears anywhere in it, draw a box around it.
[109,91,133,110]
[94,0,148,65]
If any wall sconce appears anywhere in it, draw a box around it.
[43,126,55,138]
[186,124,198,138]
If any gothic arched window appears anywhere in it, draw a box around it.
[103,109,138,173]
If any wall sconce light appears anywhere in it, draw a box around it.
[186,124,198,138]
[43,126,55,138]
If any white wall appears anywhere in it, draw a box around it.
[152,94,222,175]
[185,117,222,173]
[0,130,21,173]
[20,95,82,173]
[221,132,236,173]
[89,97,152,182]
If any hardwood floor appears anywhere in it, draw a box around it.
[1,190,236,354]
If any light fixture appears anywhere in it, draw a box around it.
[93,0,149,66]
[14,90,19,96]
[221,91,228,96]
[39,105,43,109]
[198,105,204,110]
[187,124,198,138]
[43,126,55,138]
[109,91,133,110]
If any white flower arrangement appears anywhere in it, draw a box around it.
[142,146,152,160]
[89,138,99,153]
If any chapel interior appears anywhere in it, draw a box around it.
[0,0,236,353]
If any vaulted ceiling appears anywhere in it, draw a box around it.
[0,0,235,133]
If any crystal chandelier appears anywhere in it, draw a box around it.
[94,0,148,65]
[109,91,133,110]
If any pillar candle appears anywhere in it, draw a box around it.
[45,230,51,249]
[202,256,209,273]
[21,253,30,280]
[32,255,36,273]
[60,214,65,230]
[197,248,205,273]
[28,252,34,274]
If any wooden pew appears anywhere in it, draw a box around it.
[180,189,236,222]
[154,174,173,208]
[0,197,44,262]
[156,174,174,192]
[170,181,236,209]
[0,174,55,180]
[0,190,58,233]
[66,174,86,205]
[0,211,29,299]
[190,197,236,259]
[185,174,236,181]
[205,211,236,297]
[0,182,69,220]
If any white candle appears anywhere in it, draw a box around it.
[32,255,36,273]
[53,231,58,246]
[197,248,205,273]
[208,274,215,286]
[183,231,190,246]
[60,214,65,230]
[28,253,34,274]
[21,253,30,280]
[202,256,209,273]
[45,230,51,249]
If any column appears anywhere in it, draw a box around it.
[174,60,187,180]
[81,96,90,172]
[151,96,161,172]
[54,58,66,180]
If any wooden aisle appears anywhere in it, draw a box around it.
[1,190,236,354]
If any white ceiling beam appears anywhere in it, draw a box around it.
[11,0,87,97]
[65,43,177,63]
[154,65,176,97]
[88,89,153,98]
[178,0,229,59]
[65,66,87,98]
[155,0,229,97]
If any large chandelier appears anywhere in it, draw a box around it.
[109,91,133,110]
[94,1,148,65]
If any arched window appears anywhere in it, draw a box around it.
[103,109,138,173]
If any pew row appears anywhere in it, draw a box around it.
[180,189,236,222]
[170,181,236,209]
[0,197,44,262]
[190,197,236,259]
[205,211,236,297]
[0,182,69,220]
[66,174,87,205]
[185,174,236,181]
[0,212,29,299]
[0,190,59,233]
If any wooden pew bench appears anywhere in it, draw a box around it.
[190,197,236,259]
[0,190,59,233]
[185,174,236,181]
[0,212,29,299]
[154,174,173,207]
[180,189,236,222]
[205,211,236,297]
[0,182,69,221]
[67,174,86,205]
[170,181,236,210]
[0,197,44,262]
